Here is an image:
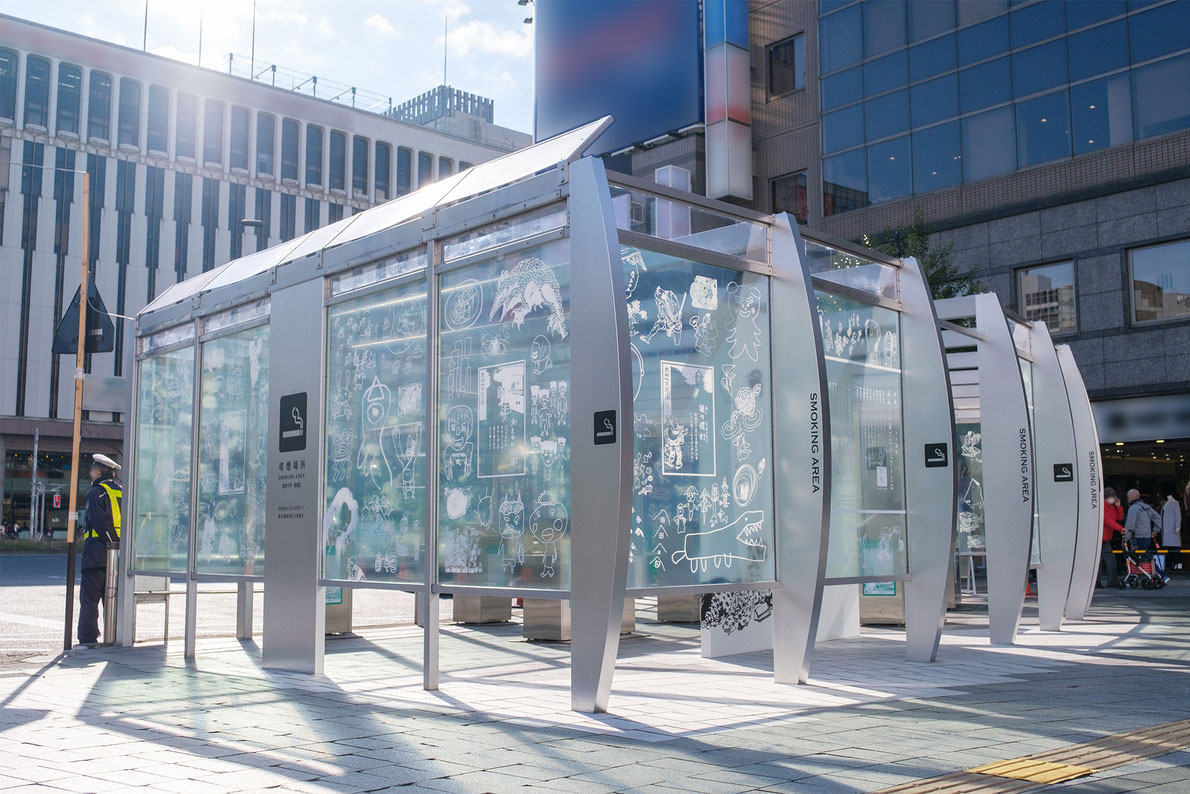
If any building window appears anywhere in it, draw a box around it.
[329,130,346,191]
[254,188,271,250]
[819,4,862,74]
[1017,262,1076,335]
[1016,90,1071,168]
[375,142,391,199]
[203,99,224,165]
[1132,52,1190,141]
[1071,74,1131,156]
[147,85,169,153]
[23,55,50,129]
[822,149,869,217]
[306,125,323,186]
[176,92,197,159]
[88,70,113,141]
[230,106,249,170]
[439,157,453,179]
[56,63,82,135]
[200,177,220,271]
[769,34,805,97]
[328,203,344,223]
[173,172,192,281]
[0,48,17,121]
[256,113,275,175]
[352,136,368,195]
[459,161,473,171]
[397,146,412,195]
[304,197,320,232]
[418,151,433,188]
[228,182,246,259]
[280,193,296,241]
[1130,239,1190,325]
[280,118,298,180]
[771,171,808,224]
[117,78,141,147]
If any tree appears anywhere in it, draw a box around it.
[861,208,984,300]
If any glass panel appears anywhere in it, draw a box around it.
[140,323,195,355]
[443,206,568,262]
[909,0,955,42]
[913,121,962,193]
[1068,20,1128,82]
[1130,239,1190,323]
[1012,40,1068,98]
[823,149,869,216]
[911,74,958,127]
[203,297,270,335]
[768,34,805,95]
[822,66,863,111]
[1016,90,1071,167]
[817,293,906,579]
[962,106,1016,182]
[623,247,776,589]
[959,57,1011,113]
[866,136,912,204]
[196,325,269,575]
[909,33,956,82]
[436,238,572,589]
[1132,53,1190,140]
[1009,0,1065,49]
[956,0,1005,27]
[330,248,428,297]
[864,51,908,98]
[607,185,767,261]
[957,16,1008,67]
[1017,261,1076,333]
[823,105,865,153]
[863,0,907,57]
[864,89,910,141]
[132,348,194,572]
[771,171,808,224]
[1067,0,1124,29]
[956,424,985,552]
[324,278,428,584]
[819,4,864,74]
[804,241,898,300]
[1129,1,1190,63]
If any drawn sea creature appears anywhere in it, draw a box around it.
[490,257,567,338]
[670,510,767,572]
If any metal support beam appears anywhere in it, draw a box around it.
[1057,345,1103,621]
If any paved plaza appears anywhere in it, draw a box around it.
[2,585,1189,793]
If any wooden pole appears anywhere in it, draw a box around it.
[64,170,89,652]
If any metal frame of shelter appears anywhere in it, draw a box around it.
[121,119,957,713]
[938,296,1102,642]
[1059,345,1105,622]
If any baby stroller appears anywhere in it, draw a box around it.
[1119,540,1166,590]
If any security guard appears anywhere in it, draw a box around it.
[78,453,122,646]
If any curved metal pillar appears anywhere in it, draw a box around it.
[938,295,1034,644]
[770,217,831,685]
[1057,345,1103,621]
[899,258,958,662]
[567,158,633,713]
[1031,325,1079,631]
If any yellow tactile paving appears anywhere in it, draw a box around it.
[967,759,1094,784]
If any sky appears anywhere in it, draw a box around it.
[5,0,536,132]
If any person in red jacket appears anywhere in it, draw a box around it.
[1100,487,1125,588]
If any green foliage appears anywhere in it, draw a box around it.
[861,208,984,300]
[0,538,70,554]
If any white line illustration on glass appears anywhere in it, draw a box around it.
[660,361,716,477]
[633,450,655,496]
[622,246,647,299]
[725,282,763,362]
[394,422,422,499]
[480,326,510,359]
[731,458,766,507]
[536,437,566,475]
[329,427,353,482]
[384,297,427,357]
[477,360,527,479]
[641,286,685,344]
[721,381,763,462]
[324,486,360,580]
[445,337,473,400]
[498,491,526,572]
[689,275,718,310]
[530,335,553,375]
[444,277,483,330]
[630,343,645,401]
[690,312,719,358]
[443,527,482,574]
[528,500,569,578]
[362,493,392,524]
[670,510,767,572]
[882,329,899,368]
[443,404,474,480]
[444,487,470,520]
[357,376,394,487]
[633,412,652,439]
[218,409,247,495]
[490,257,567,338]
[529,382,567,436]
[396,383,423,416]
[330,383,352,422]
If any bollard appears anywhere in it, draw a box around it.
[102,542,119,645]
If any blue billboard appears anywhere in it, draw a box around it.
[534,0,704,156]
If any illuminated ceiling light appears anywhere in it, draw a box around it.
[931,170,938,175]
[1040,118,1048,122]
[1156,439,1165,443]
[1088,139,1095,144]
[1089,104,1096,109]
[1115,442,1124,446]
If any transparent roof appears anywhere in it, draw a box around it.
[139,117,611,320]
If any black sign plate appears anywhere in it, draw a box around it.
[594,410,617,445]
[924,442,949,468]
[1053,463,1074,482]
[279,392,308,452]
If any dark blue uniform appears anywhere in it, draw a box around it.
[78,474,121,645]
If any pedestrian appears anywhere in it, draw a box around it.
[1124,488,1167,584]
[1163,491,1183,572]
[1100,488,1125,587]
[77,453,123,647]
